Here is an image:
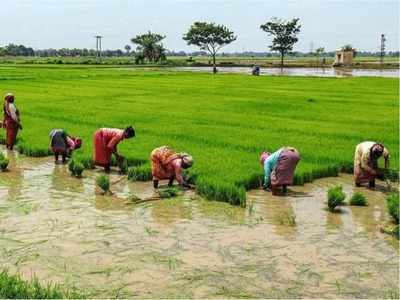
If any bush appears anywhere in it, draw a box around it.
[327,185,346,212]
[387,193,399,224]
[350,192,368,206]
[0,153,9,171]
[96,175,110,194]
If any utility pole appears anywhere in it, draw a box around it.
[380,34,386,65]
[94,35,103,58]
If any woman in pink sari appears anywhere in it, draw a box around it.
[2,93,22,150]
[93,126,135,172]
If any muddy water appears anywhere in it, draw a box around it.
[173,66,399,78]
[0,148,398,298]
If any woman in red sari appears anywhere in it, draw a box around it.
[2,93,22,150]
[150,145,194,189]
[93,126,135,172]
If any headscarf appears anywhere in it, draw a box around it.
[73,137,82,149]
[4,93,14,103]
[180,153,194,168]
[260,151,270,165]
[372,143,384,157]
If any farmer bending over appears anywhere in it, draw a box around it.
[150,145,194,189]
[49,129,82,163]
[93,126,135,172]
[260,147,300,195]
[3,93,22,150]
[354,141,389,188]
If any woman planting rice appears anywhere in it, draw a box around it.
[2,93,22,150]
[260,147,300,196]
[354,141,389,188]
[49,129,82,163]
[150,145,194,189]
[93,126,135,172]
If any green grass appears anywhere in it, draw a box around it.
[0,65,398,205]
[0,270,82,299]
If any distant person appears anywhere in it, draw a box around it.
[150,145,194,189]
[260,147,300,195]
[354,141,389,188]
[252,65,260,76]
[49,129,82,163]
[93,126,135,172]
[2,93,22,150]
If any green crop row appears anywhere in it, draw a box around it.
[0,65,398,205]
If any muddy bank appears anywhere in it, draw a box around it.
[0,148,398,298]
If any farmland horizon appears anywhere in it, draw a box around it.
[1,0,399,53]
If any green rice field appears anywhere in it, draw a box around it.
[0,65,398,205]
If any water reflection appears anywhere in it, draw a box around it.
[174,66,399,78]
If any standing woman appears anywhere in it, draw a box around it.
[3,93,22,150]
[93,126,135,172]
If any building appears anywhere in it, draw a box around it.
[333,49,354,67]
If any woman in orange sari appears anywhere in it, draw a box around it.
[150,145,194,189]
[93,126,135,172]
[2,93,22,150]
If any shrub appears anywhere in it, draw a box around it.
[96,175,110,194]
[387,193,399,224]
[350,192,368,206]
[327,185,346,212]
[0,153,9,171]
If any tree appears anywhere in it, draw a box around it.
[124,44,131,55]
[260,18,301,67]
[131,31,166,63]
[183,22,237,73]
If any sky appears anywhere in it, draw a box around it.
[1,0,399,52]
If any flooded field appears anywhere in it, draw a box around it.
[173,66,399,78]
[0,148,398,298]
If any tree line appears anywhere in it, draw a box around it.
[1,18,398,68]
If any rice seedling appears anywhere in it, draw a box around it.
[158,187,179,198]
[0,270,83,299]
[349,192,368,206]
[0,153,9,171]
[96,175,110,194]
[68,159,84,178]
[386,193,399,224]
[0,65,397,205]
[275,211,297,226]
[327,185,346,212]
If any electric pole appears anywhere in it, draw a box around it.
[380,34,386,65]
[94,35,103,58]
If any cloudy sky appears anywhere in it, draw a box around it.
[1,0,399,52]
